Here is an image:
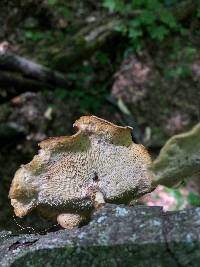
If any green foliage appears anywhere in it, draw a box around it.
[47,0,58,5]
[197,0,200,17]
[159,9,177,28]
[164,188,200,209]
[103,0,124,12]
[164,65,192,79]
[54,88,68,100]
[24,31,41,41]
[53,50,114,114]
[164,188,184,209]
[187,192,200,206]
[184,47,197,62]
[103,0,184,50]
[60,7,73,19]
[150,26,169,41]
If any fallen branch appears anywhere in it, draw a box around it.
[52,18,119,71]
[0,51,69,88]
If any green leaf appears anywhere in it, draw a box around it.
[159,10,177,28]
[146,0,161,10]
[139,10,156,25]
[103,0,116,12]
[121,3,134,14]
[198,7,200,18]
[67,73,77,81]
[48,0,57,5]
[62,7,73,19]
[24,31,34,39]
[95,52,110,65]
[184,47,197,61]
[131,0,146,8]
[24,31,43,41]
[187,192,200,206]
[129,19,141,28]
[165,188,182,200]
[150,25,169,41]
[177,66,192,77]
[114,23,128,34]
[54,88,68,100]
[103,0,124,12]
[128,28,143,39]
[165,188,183,208]
[164,66,192,78]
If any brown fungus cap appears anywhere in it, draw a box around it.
[9,116,152,219]
[74,115,132,145]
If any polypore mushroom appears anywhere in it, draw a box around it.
[151,123,200,188]
[9,115,153,229]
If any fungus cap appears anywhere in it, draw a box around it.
[9,115,152,219]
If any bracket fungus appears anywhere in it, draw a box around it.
[9,116,153,229]
[151,123,200,188]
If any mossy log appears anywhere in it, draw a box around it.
[1,204,200,267]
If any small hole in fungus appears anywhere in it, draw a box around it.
[93,172,99,182]
[73,124,79,132]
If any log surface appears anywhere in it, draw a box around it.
[0,204,200,267]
